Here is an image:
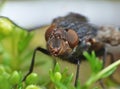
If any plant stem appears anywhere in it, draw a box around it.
[85,59,120,87]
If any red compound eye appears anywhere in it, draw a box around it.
[67,29,79,48]
[45,24,56,41]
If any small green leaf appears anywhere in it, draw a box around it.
[18,33,33,53]
[83,51,103,73]
[63,73,73,86]
[76,80,81,89]
[0,65,6,74]
[0,43,4,54]
[25,85,41,89]
[2,52,11,66]
[0,17,14,36]
[49,69,54,82]
[54,72,62,82]
[25,73,38,85]
[54,63,60,73]
[55,82,68,89]
[9,71,20,85]
[83,51,94,68]
[0,75,11,89]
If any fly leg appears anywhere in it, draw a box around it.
[106,53,117,83]
[74,59,80,87]
[97,47,114,89]
[102,47,107,68]
[22,47,50,81]
[99,47,106,89]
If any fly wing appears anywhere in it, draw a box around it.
[52,12,88,26]
[52,13,120,46]
[52,12,97,39]
[96,26,120,46]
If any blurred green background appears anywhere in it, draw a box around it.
[0,0,120,89]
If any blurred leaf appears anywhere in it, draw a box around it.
[25,73,38,85]
[0,43,4,54]
[54,72,62,82]
[18,32,33,53]
[54,82,68,89]
[83,51,102,74]
[76,80,81,89]
[54,63,60,73]
[62,73,73,86]
[0,75,11,89]
[49,62,75,89]
[0,17,14,36]
[21,50,33,61]
[25,85,41,89]
[9,71,21,85]
[0,65,5,74]
[2,52,11,66]
[49,69,54,82]
[83,51,94,68]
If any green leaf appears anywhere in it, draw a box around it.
[2,52,11,66]
[55,82,68,89]
[83,51,102,74]
[0,75,11,89]
[0,17,14,36]
[83,51,94,69]
[18,32,33,53]
[0,43,4,54]
[25,85,41,89]
[76,80,81,89]
[9,71,21,85]
[49,69,54,82]
[62,73,73,86]
[54,72,62,82]
[54,63,60,73]
[0,65,6,74]
[25,73,38,85]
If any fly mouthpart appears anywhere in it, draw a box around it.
[51,47,60,56]
[86,42,91,46]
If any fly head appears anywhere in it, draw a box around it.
[45,24,79,57]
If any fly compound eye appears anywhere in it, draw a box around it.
[45,24,57,41]
[67,29,79,48]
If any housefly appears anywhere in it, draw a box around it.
[23,13,120,87]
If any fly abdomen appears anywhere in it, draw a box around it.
[96,26,120,46]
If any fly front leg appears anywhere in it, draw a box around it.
[99,47,106,89]
[102,47,107,68]
[74,59,80,87]
[22,47,50,81]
